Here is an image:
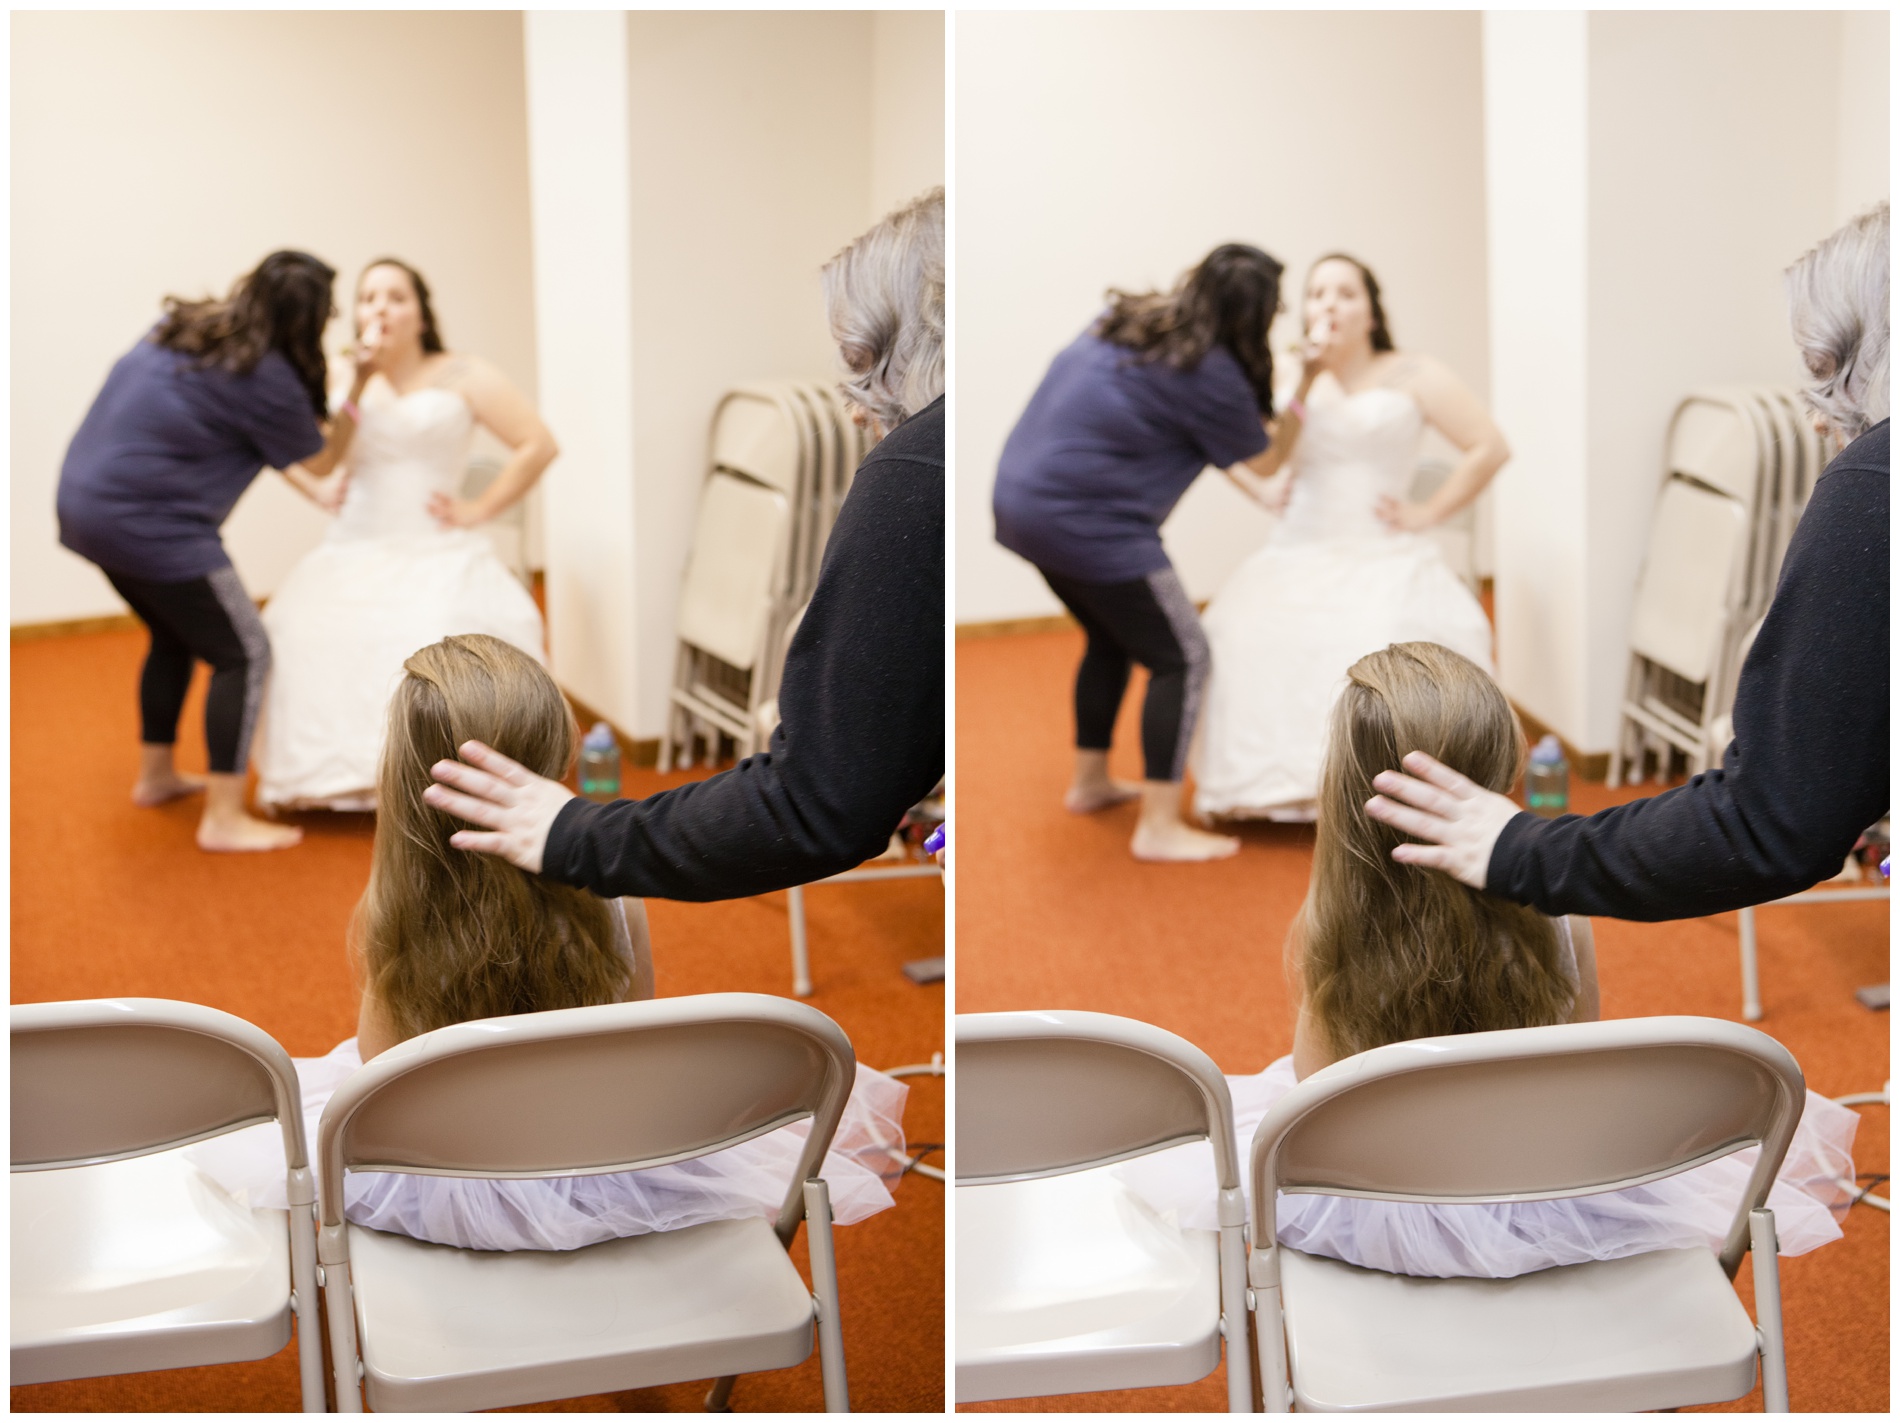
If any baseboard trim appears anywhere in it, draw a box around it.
[11,613,141,642]
[956,613,1077,639]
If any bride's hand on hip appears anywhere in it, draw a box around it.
[1374,495,1435,532]
[1364,751,1522,890]
[423,740,579,875]
[315,472,351,514]
[428,492,485,528]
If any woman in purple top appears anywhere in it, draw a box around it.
[993,243,1309,860]
[57,250,373,852]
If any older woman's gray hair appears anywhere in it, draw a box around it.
[822,186,944,434]
[1785,201,1889,443]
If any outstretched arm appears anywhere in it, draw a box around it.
[425,416,946,900]
[1366,453,1888,920]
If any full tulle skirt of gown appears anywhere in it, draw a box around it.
[186,1038,911,1252]
[253,383,545,810]
[1114,1055,1859,1279]
[1193,532,1494,820]
[255,531,545,810]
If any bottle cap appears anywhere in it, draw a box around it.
[1530,734,1564,764]
[582,720,617,751]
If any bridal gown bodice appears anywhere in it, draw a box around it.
[329,386,474,542]
[1273,385,1426,546]
[254,382,546,810]
[1191,381,1496,820]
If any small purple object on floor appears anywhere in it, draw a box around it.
[924,824,945,856]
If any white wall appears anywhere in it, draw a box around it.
[11,11,537,624]
[1487,10,1881,752]
[955,11,1492,624]
[527,11,943,737]
[872,11,948,222]
[1835,10,1891,225]
[1483,11,1592,751]
[524,11,639,729]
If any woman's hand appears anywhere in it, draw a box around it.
[314,471,352,514]
[1363,751,1523,889]
[1374,495,1436,532]
[348,319,387,384]
[427,492,486,528]
[1260,469,1296,513]
[1300,314,1339,377]
[422,740,580,874]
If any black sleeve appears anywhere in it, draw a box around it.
[541,401,946,901]
[1487,425,1889,921]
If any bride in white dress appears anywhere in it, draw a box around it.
[1194,255,1508,821]
[257,259,552,810]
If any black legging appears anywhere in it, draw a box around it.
[1040,565,1209,783]
[104,567,270,774]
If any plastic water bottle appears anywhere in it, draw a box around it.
[579,721,620,803]
[1526,734,1569,818]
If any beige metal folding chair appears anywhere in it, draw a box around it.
[955,1010,1253,1411]
[315,993,856,1412]
[1249,1016,1805,1412]
[10,998,325,1411]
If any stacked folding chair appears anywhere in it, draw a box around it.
[662,383,873,771]
[1612,389,1829,785]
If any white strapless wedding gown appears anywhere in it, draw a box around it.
[1193,385,1495,820]
[256,387,546,810]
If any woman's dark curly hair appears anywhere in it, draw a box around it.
[153,250,334,418]
[1095,243,1285,417]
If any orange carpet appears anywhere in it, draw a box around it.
[10,627,944,1413]
[955,626,1889,1413]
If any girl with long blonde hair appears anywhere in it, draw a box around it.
[194,635,909,1252]
[1121,642,1855,1279]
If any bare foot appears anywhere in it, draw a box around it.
[1065,779,1142,814]
[132,771,208,807]
[197,813,303,852]
[1131,821,1241,862]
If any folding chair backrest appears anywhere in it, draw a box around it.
[1668,397,1760,505]
[11,998,305,1173]
[956,1010,1241,1189]
[318,995,856,1234]
[675,471,790,670]
[712,388,804,497]
[1627,478,1748,683]
[1251,1017,1804,1273]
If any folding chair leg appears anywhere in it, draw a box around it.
[804,1178,851,1412]
[323,1259,365,1412]
[1217,1220,1253,1412]
[1739,905,1763,1022]
[1751,1208,1789,1411]
[288,1200,326,1412]
[789,884,813,997]
[704,1375,737,1411]
[1251,1244,1292,1412]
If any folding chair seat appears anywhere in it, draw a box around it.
[10,998,324,1411]
[955,1010,1253,1411]
[1249,1016,1805,1412]
[316,994,855,1412]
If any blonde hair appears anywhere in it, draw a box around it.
[355,635,628,1044]
[1785,202,1889,442]
[822,186,944,432]
[1297,643,1574,1061]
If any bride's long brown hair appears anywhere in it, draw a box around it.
[1296,642,1574,1061]
[355,635,628,1044]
